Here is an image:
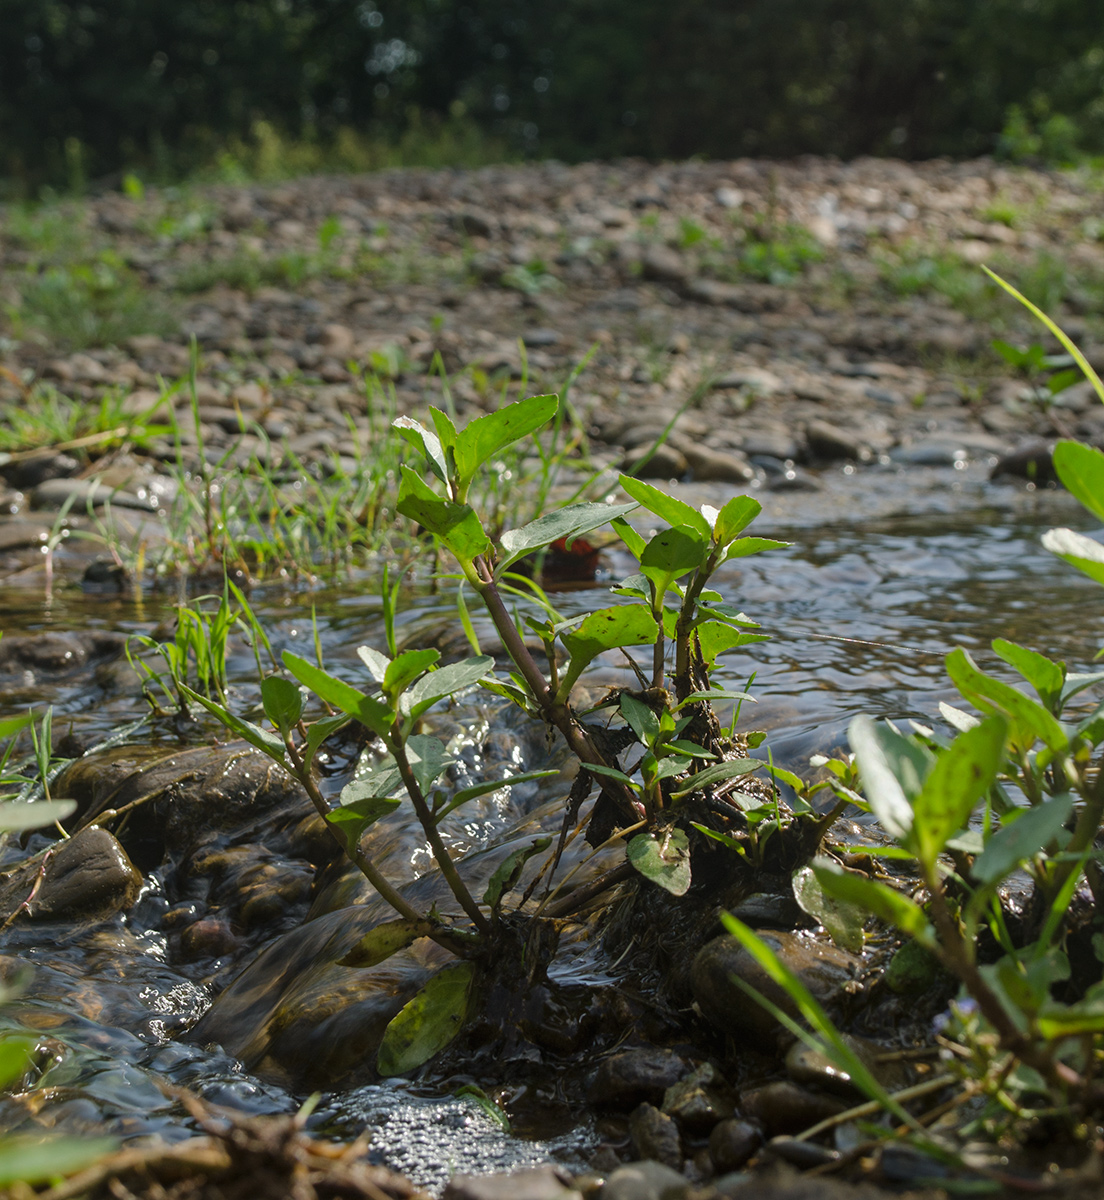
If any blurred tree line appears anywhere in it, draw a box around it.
[2,0,1103,189]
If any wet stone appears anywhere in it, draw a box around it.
[630,1103,682,1168]
[82,559,133,595]
[622,444,688,480]
[589,1048,689,1108]
[708,1119,760,1173]
[691,930,860,1039]
[0,826,142,922]
[0,452,79,490]
[442,1165,581,1200]
[803,420,869,464]
[680,444,755,484]
[661,1063,735,1134]
[990,441,1058,484]
[602,1161,691,1200]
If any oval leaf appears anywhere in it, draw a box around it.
[1053,440,1104,524]
[455,394,558,486]
[261,675,304,736]
[339,917,434,968]
[497,501,637,575]
[627,827,691,896]
[617,475,712,539]
[557,604,658,699]
[483,836,552,911]
[792,865,866,953]
[811,859,938,951]
[377,961,475,1077]
[283,652,393,737]
[972,793,1074,885]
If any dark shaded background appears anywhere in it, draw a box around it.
[2,0,1103,188]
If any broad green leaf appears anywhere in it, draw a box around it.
[0,1038,33,1089]
[972,794,1074,885]
[404,655,495,720]
[691,822,744,853]
[405,735,454,794]
[455,394,558,485]
[991,638,1064,710]
[982,267,1104,405]
[650,756,689,781]
[617,475,712,539]
[695,622,769,668]
[610,515,647,559]
[1042,526,1104,588]
[395,465,490,560]
[713,495,762,545]
[848,715,926,840]
[639,525,707,603]
[664,739,717,759]
[792,865,866,953]
[357,645,391,683]
[556,604,658,699]
[1053,440,1104,523]
[695,602,761,629]
[483,836,552,911]
[765,765,807,793]
[0,714,33,740]
[627,827,691,895]
[181,685,287,761]
[724,536,790,562]
[811,860,938,951]
[434,769,559,821]
[329,794,402,853]
[496,501,637,575]
[0,800,76,833]
[283,652,393,737]
[0,1137,118,1187]
[621,693,661,744]
[377,961,475,1077]
[261,675,304,736]
[384,649,440,698]
[946,647,1068,755]
[668,757,757,799]
[338,917,434,968]
[303,712,351,767]
[393,414,448,483]
[912,715,1007,869]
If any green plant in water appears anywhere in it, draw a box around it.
[189,390,799,1076]
[730,270,1104,1155]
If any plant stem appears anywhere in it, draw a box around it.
[387,734,492,935]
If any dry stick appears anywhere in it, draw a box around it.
[0,849,55,933]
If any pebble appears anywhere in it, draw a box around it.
[589,1048,689,1108]
[661,1063,735,1133]
[13,827,142,921]
[442,1166,581,1200]
[630,1103,683,1168]
[739,1081,847,1136]
[622,444,688,480]
[601,1161,691,1200]
[708,1119,760,1173]
[803,420,869,464]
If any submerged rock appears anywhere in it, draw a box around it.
[589,1048,689,1109]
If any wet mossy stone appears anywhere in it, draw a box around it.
[0,826,141,922]
[690,930,859,1039]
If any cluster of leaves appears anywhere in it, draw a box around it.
[733,272,1104,1140]
[173,387,795,1077]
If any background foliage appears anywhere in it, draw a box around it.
[2,0,1104,189]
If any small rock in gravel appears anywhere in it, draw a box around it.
[452,210,497,238]
[589,1048,689,1108]
[888,440,967,466]
[803,420,869,464]
[630,1103,682,1167]
[740,1081,847,1136]
[990,442,1058,484]
[662,1063,735,1133]
[442,1166,581,1200]
[602,1160,691,1200]
[708,1119,760,1173]
[681,444,755,484]
[622,444,688,479]
[640,246,690,286]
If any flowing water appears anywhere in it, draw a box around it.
[0,464,1100,1191]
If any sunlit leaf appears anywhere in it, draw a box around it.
[0,800,76,833]
[972,794,1074,885]
[0,1137,118,1187]
[639,525,707,600]
[497,501,637,575]
[617,475,712,539]
[610,515,647,559]
[668,757,757,798]
[991,638,1064,710]
[848,715,923,841]
[328,793,402,853]
[393,414,448,483]
[713,494,762,545]
[283,652,393,737]
[181,685,287,761]
[338,917,434,968]
[383,649,440,699]
[403,656,495,720]
[1053,440,1104,523]
[724,536,790,561]
[357,645,391,683]
[396,465,491,560]
[1043,526,1104,588]
[455,394,558,487]
[621,694,661,744]
[946,647,1067,755]
[377,961,475,1077]
[435,769,558,821]
[556,604,658,699]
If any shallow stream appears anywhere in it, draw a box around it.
[0,463,1100,1193]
